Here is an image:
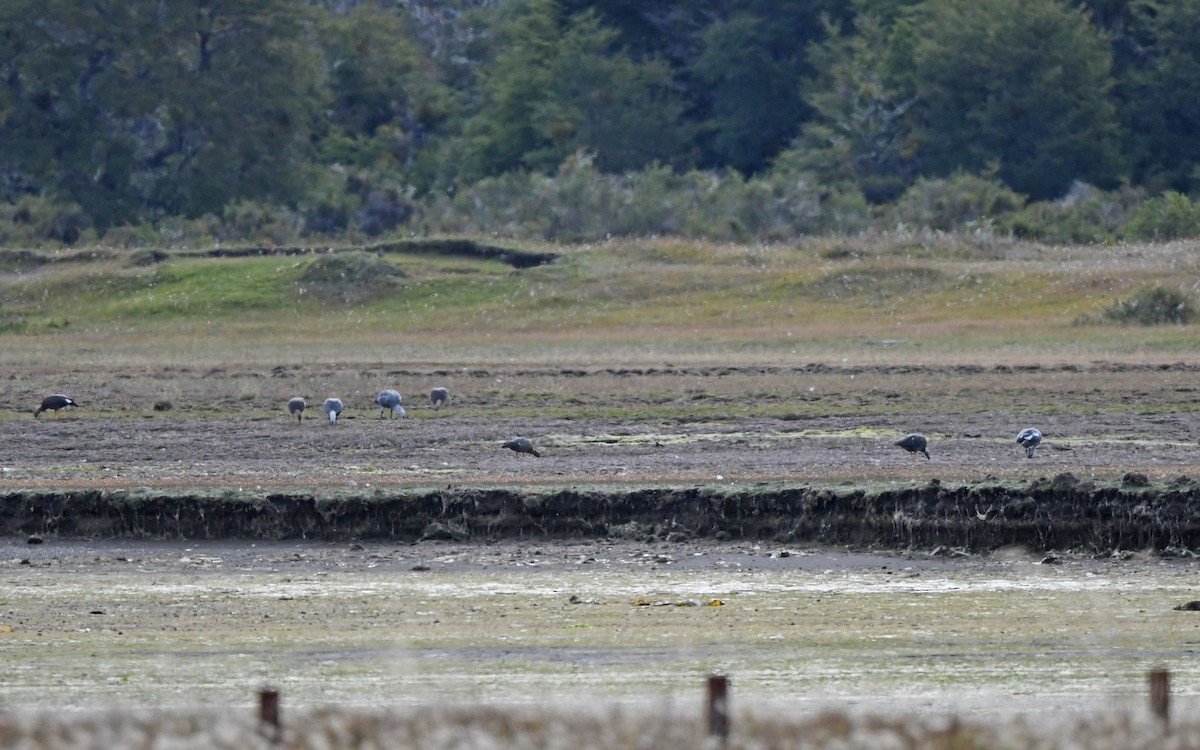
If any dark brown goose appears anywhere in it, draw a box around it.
[288,397,306,423]
[34,394,78,418]
[430,387,449,410]
[895,433,930,460]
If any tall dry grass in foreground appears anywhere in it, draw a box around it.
[0,703,1192,750]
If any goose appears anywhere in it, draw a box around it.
[375,389,405,418]
[1017,427,1042,458]
[323,397,344,423]
[895,433,930,460]
[34,394,78,418]
[287,397,306,423]
[503,437,541,457]
[430,387,449,410]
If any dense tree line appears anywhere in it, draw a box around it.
[2,0,1200,243]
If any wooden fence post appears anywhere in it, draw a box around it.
[707,674,729,742]
[259,688,281,743]
[1149,669,1170,727]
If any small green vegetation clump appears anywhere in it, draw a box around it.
[810,266,946,303]
[298,251,407,303]
[1102,285,1195,325]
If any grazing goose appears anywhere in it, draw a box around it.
[323,397,344,423]
[1017,427,1042,458]
[430,386,449,410]
[34,394,78,418]
[375,389,405,418]
[503,437,541,457]
[287,397,306,423]
[895,433,930,460]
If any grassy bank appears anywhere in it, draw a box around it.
[1,235,1198,370]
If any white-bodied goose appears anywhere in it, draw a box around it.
[375,389,405,419]
[1017,427,1042,458]
[323,397,344,423]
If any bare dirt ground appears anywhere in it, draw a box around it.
[3,361,1200,490]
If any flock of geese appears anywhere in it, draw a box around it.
[34,393,1044,462]
[288,388,542,458]
[285,388,437,423]
[35,390,547,458]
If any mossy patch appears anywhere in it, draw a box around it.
[808,266,949,303]
[297,251,408,304]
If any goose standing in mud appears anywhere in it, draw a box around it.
[34,394,79,418]
[287,397,306,423]
[323,398,344,423]
[1017,427,1042,458]
[375,389,405,418]
[895,433,930,460]
[504,437,541,457]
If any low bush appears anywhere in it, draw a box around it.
[889,173,1025,232]
[1103,286,1195,325]
[15,161,1200,247]
[422,151,868,242]
[218,201,301,245]
[0,195,96,246]
[1005,182,1143,243]
[1121,191,1200,241]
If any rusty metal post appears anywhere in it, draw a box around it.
[259,688,281,743]
[707,674,729,742]
[1149,669,1170,726]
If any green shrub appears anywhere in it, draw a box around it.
[1005,182,1142,243]
[1103,286,1195,325]
[307,167,417,239]
[0,312,26,333]
[423,152,869,242]
[1121,191,1200,240]
[217,202,301,245]
[1007,203,1104,243]
[890,173,1025,231]
[744,167,870,239]
[0,195,96,247]
[96,223,163,249]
